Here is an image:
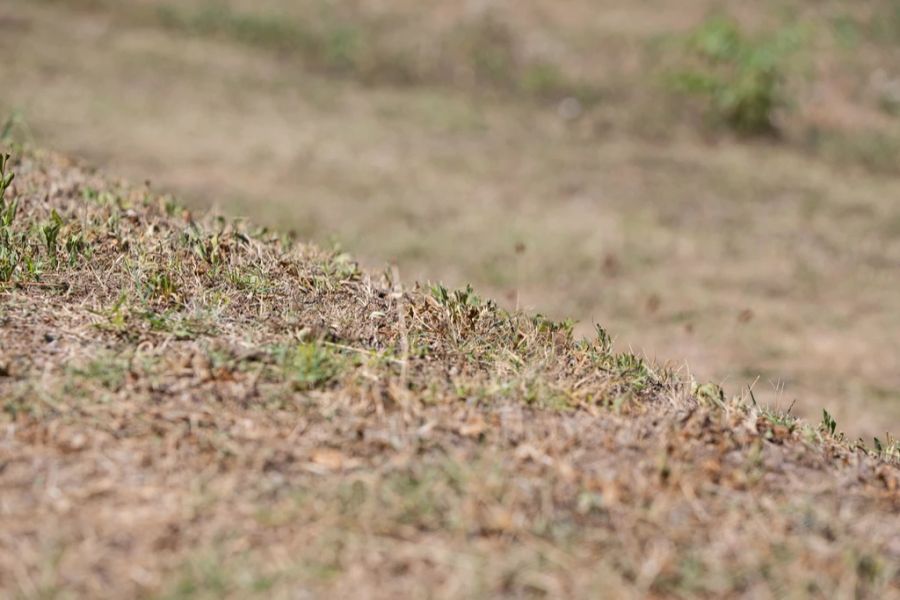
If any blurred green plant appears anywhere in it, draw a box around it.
[0,153,20,281]
[668,17,805,135]
[41,210,63,269]
[821,408,838,437]
[0,154,14,207]
[1,111,32,148]
[155,3,594,102]
[280,342,343,391]
[0,115,15,143]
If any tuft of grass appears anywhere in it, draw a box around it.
[693,381,726,409]
[65,231,90,266]
[0,154,15,216]
[872,434,900,461]
[143,269,180,302]
[40,209,64,269]
[821,408,838,437]
[667,16,805,135]
[0,111,29,148]
[0,115,15,143]
[278,342,344,391]
[142,309,216,340]
[227,268,273,294]
[92,293,131,335]
[1,179,87,278]
[69,356,130,393]
[0,153,21,282]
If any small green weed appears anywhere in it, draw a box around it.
[0,111,28,147]
[41,210,64,269]
[611,353,656,393]
[279,343,343,391]
[522,378,572,410]
[693,381,726,409]
[821,408,837,437]
[141,310,213,340]
[532,314,576,338]
[0,115,15,143]
[185,226,223,266]
[70,357,130,392]
[593,324,613,354]
[431,283,473,308]
[0,153,23,281]
[325,252,361,280]
[227,268,272,294]
[872,434,900,461]
[92,293,130,334]
[0,154,14,204]
[65,232,90,266]
[668,16,804,135]
[431,283,494,326]
[144,269,179,302]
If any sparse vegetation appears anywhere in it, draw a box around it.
[153,1,591,101]
[4,0,900,441]
[2,3,900,594]
[279,342,344,390]
[0,115,16,144]
[809,128,900,175]
[0,153,21,282]
[668,16,804,135]
[822,408,838,437]
[0,110,28,148]
[0,150,897,598]
[40,209,63,268]
[0,154,15,210]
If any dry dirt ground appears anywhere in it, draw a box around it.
[0,150,898,599]
[1,1,899,440]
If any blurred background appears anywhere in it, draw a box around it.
[2,0,899,439]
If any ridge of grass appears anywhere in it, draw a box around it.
[0,149,898,598]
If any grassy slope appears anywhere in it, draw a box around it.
[0,151,898,598]
[3,0,900,441]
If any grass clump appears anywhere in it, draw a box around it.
[668,16,804,135]
[278,342,344,391]
[40,209,64,269]
[0,154,21,281]
[0,153,92,281]
[0,154,14,202]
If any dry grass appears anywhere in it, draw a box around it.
[2,1,900,438]
[0,150,898,598]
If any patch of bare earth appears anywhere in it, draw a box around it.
[0,152,897,598]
